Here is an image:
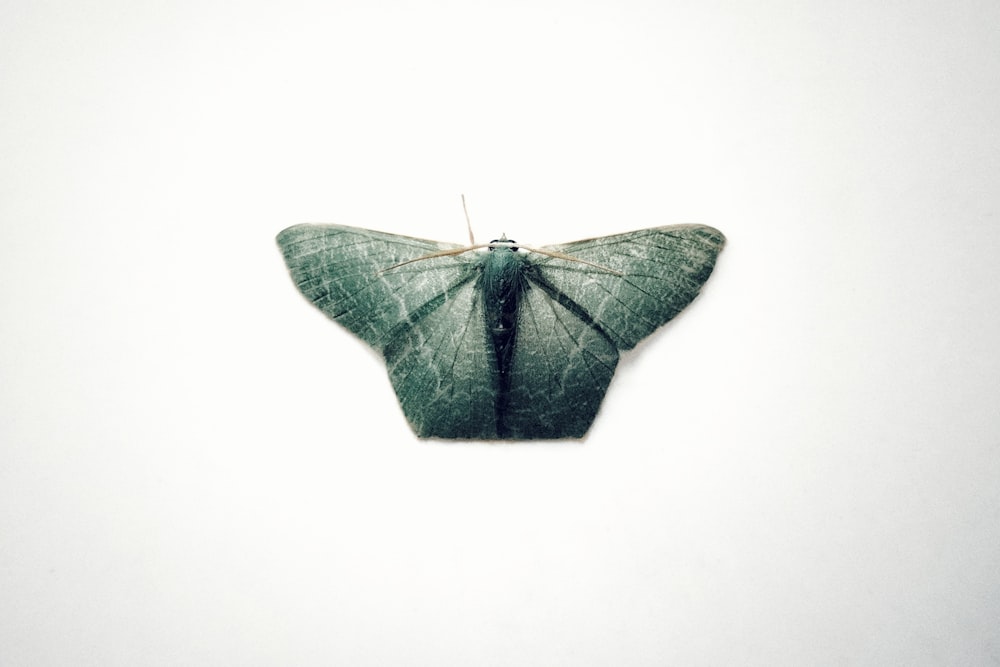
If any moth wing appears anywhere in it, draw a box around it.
[529,225,725,350]
[381,275,498,439]
[494,225,724,438]
[277,224,469,347]
[276,224,496,438]
[502,282,620,438]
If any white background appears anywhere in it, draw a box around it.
[2,1,998,664]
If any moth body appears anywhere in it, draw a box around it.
[481,238,528,437]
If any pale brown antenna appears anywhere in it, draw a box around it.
[380,197,622,276]
[461,194,475,246]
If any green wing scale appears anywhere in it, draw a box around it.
[277,223,725,440]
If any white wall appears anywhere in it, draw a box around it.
[2,1,998,664]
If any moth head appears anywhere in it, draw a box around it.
[488,234,519,252]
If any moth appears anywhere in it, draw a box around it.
[277,214,724,439]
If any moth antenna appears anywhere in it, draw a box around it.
[380,197,484,274]
[518,245,624,276]
[461,194,475,246]
[380,244,491,273]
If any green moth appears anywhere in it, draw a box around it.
[277,219,724,440]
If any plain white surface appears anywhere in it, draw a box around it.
[2,1,999,665]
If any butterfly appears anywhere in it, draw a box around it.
[277,217,724,439]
